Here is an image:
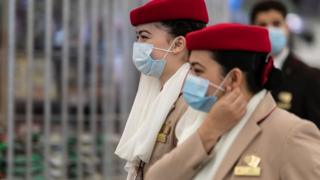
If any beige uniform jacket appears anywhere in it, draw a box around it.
[145,93,320,180]
[136,95,188,179]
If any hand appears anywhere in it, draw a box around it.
[198,87,248,152]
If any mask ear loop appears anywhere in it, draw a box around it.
[212,72,231,96]
[209,82,225,92]
[153,38,177,60]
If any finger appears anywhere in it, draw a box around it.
[224,87,240,102]
[228,88,242,104]
[219,86,232,100]
[230,91,245,107]
[234,101,247,119]
[225,86,232,93]
[239,103,247,116]
[238,100,248,112]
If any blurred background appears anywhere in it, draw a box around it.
[0,0,319,179]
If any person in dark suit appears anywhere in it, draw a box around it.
[250,1,320,128]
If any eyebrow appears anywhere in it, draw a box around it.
[136,30,152,35]
[191,62,206,69]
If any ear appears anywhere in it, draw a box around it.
[226,68,244,90]
[171,36,186,54]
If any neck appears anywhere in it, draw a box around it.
[159,54,188,87]
[241,85,254,103]
[273,47,289,70]
[159,63,181,87]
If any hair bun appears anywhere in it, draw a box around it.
[264,67,283,90]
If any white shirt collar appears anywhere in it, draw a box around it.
[274,47,289,69]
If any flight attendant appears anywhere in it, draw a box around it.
[145,23,320,180]
[115,0,211,179]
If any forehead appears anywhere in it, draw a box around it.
[255,10,285,23]
[189,50,214,64]
[135,22,167,33]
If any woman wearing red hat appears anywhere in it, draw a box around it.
[145,23,320,180]
[113,1,243,180]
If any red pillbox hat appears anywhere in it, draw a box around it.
[130,0,209,26]
[186,23,271,53]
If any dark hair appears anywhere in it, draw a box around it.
[160,19,206,37]
[211,50,282,94]
[250,1,288,24]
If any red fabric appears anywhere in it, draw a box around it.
[186,23,271,53]
[130,0,209,26]
[261,56,274,86]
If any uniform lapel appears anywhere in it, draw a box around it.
[213,93,276,180]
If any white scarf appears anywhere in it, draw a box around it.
[115,63,190,180]
[176,90,267,180]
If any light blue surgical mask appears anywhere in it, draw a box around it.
[132,40,175,78]
[268,27,287,55]
[183,73,228,112]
